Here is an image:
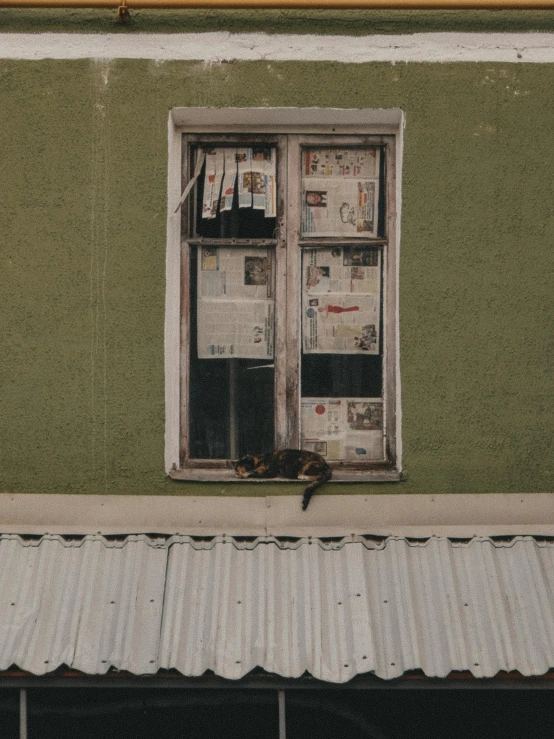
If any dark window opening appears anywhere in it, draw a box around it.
[2,686,552,739]
[25,689,279,739]
[0,690,18,739]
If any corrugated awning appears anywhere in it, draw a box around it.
[0,533,553,683]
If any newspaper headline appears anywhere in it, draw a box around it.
[301,398,384,461]
[303,246,381,354]
[301,148,380,238]
[197,247,275,359]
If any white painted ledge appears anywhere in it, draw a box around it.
[1,32,554,63]
[0,493,553,538]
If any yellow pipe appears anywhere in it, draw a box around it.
[0,0,553,8]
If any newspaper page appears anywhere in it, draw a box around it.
[302,246,381,354]
[304,148,380,179]
[301,148,380,238]
[197,246,275,359]
[301,397,384,461]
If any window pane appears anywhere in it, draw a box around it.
[300,244,384,463]
[189,356,274,459]
[302,354,382,398]
[301,147,383,238]
[190,246,275,460]
[187,144,278,460]
[191,145,277,239]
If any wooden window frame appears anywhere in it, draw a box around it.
[166,109,402,483]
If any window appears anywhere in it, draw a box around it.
[166,109,401,482]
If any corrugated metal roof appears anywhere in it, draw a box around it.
[0,534,553,682]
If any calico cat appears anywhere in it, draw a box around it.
[233,449,332,510]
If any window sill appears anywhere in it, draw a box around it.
[168,468,401,483]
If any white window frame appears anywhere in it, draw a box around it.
[165,108,403,482]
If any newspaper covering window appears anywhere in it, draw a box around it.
[302,246,381,354]
[301,148,380,238]
[197,247,275,359]
[201,146,277,219]
[301,398,384,461]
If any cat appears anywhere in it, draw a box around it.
[233,449,332,510]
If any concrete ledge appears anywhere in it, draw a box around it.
[0,493,553,538]
[169,469,401,482]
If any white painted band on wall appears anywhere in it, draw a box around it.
[1,493,554,537]
[1,32,554,62]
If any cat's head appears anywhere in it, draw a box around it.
[233,454,260,478]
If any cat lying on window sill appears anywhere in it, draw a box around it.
[233,449,332,511]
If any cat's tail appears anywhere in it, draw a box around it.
[301,465,332,511]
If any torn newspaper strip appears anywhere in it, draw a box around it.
[301,148,380,238]
[199,146,276,218]
[202,148,224,220]
[302,246,381,354]
[237,148,252,209]
[197,247,275,359]
[220,148,238,213]
[301,397,384,461]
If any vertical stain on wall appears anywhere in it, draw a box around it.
[89,60,111,490]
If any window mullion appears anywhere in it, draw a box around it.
[278,690,287,739]
[19,689,27,739]
[180,134,191,465]
[284,135,302,448]
[274,135,289,449]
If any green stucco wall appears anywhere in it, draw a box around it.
[1,26,553,497]
[3,9,554,34]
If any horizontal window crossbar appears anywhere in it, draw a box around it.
[185,238,278,247]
